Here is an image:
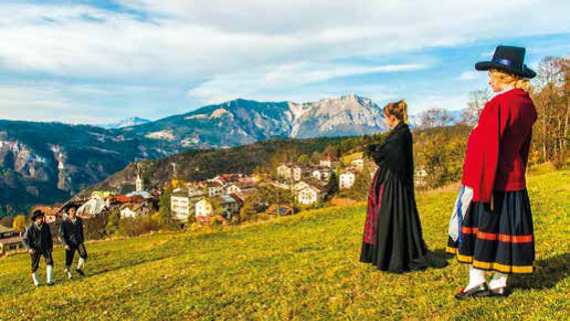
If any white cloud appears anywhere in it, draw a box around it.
[0,84,112,123]
[187,61,429,104]
[459,70,481,81]
[1,0,569,80]
[0,0,569,122]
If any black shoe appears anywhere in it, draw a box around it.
[489,287,511,297]
[75,268,86,276]
[454,283,489,300]
[47,282,55,286]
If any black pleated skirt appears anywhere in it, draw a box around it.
[446,189,535,274]
[360,167,445,273]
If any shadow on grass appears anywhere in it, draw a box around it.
[510,252,569,290]
[431,248,450,260]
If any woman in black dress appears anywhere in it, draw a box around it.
[360,100,444,273]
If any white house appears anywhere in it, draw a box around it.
[297,185,326,206]
[414,167,428,188]
[195,199,213,218]
[171,190,191,221]
[120,203,150,218]
[226,184,241,194]
[277,164,289,178]
[350,158,365,172]
[206,181,224,197]
[277,163,302,182]
[339,171,356,189]
[311,167,333,181]
[319,154,341,168]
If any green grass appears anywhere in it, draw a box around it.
[0,170,568,321]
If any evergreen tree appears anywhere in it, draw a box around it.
[158,188,174,229]
[105,209,121,236]
[326,172,339,199]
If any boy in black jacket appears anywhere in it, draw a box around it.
[59,204,87,279]
[22,210,54,286]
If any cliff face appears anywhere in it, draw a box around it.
[0,121,156,212]
[289,94,387,138]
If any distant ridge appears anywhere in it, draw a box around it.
[99,117,150,129]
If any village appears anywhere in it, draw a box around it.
[0,151,432,257]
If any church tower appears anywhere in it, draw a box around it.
[136,163,144,192]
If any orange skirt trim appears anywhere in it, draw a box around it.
[460,227,533,243]
[452,252,534,273]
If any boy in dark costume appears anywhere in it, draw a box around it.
[59,204,87,279]
[22,210,54,286]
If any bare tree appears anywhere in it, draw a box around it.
[462,89,491,126]
[531,56,569,166]
[419,108,450,129]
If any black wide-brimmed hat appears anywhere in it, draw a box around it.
[31,210,45,221]
[63,203,79,212]
[475,45,536,79]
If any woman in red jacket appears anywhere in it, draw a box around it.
[447,46,538,299]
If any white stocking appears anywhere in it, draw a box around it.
[46,265,53,283]
[465,264,486,291]
[32,272,39,286]
[489,272,508,289]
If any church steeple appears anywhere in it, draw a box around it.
[136,162,144,192]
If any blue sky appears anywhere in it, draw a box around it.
[0,0,568,124]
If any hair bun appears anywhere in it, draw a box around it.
[383,100,408,124]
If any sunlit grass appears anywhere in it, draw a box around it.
[0,170,567,320]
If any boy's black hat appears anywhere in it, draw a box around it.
[31,210,45,221]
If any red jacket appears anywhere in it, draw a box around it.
[462,89,537,202]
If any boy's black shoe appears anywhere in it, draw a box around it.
[47,282,55,286]
[75,268,86,276]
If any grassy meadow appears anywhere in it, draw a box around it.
[0,169,568,320]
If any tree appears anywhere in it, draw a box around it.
[297,154,310,164]
[531,56,569,167]
[13,215,28,235]
[462,89,491,125]
[0,216,14,228]
[419,108,451,129]
[106,209,121,236]
[326,172,339,199]
[352,172,372,201]
[238,201,257,222]
[324,145,341,158]
[208,198,225,218]
[158,187,174,229]
[310,151,322,164]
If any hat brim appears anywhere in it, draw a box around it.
[31,213,45,220]
[475,61,536,79]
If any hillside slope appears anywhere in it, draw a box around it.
[0,170,567,320]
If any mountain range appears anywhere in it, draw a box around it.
[100,117,150,129]
[0,94,391,213]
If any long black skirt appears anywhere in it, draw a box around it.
[446,189,535,274]
[360,168,444,273]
